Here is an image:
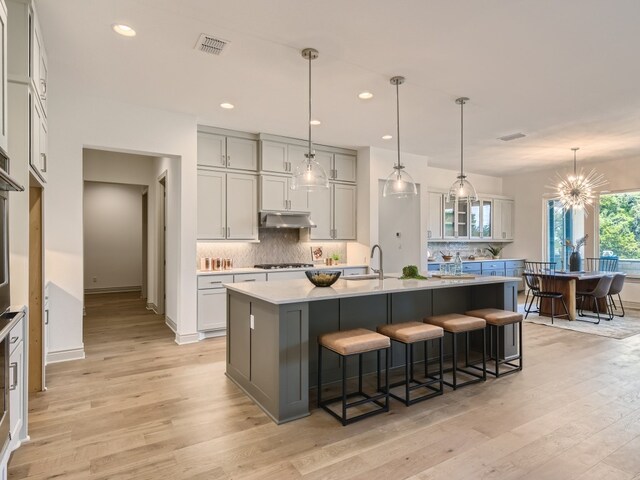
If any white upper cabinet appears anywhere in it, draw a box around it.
[197,170,226,240]
[226,137,257,171]
[287,178,310,212]
[0,0,7,154]
[313,150,333,178]
[226,173,258,239]
[427,192,443,240]
[333,154,357,183]
[198,132,257,171]
[308,184,332,240]
[261,141,289,174]
[260,174,309,212]
[30,92,46,181]
[492,199,514,241]
[31,16,47,116]
[333,184,357,240]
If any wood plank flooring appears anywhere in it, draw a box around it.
[8,292,640,479]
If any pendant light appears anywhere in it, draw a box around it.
[291,48,329,191]
[552,147,606,212]
[382,76,417,198]
[447,97,478,202]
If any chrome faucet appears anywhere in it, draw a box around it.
[370,244,384,280]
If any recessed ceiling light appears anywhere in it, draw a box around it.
[112,24,136,37]
[358,91,374,100]
[382,135,392,140]
[309,120,321,125]
[220,103,234,109]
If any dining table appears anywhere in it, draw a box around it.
[539,270,620,320]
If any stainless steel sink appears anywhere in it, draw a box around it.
[342,274,396,281]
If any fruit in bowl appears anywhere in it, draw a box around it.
[305,270,341,287]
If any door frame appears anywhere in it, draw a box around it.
[28,176,45,392]
[157,172,167,316]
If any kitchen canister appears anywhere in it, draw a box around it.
[200,257,212,271]
[212,258,223,271]
[223,258,233,270]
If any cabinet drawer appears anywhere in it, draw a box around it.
[198,274,234,289]
[463,262,481,272]
[427,263,440,272]
[482,261,505,271]
[505,260,524,269]
[233,273,267,283]
[267,271,307,281]
[482,269,506,277]
[8,321,23,354]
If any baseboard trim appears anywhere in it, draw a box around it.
[146,302,159,314]
[175,332,200,345]
[47,347,85,364]
[165,315,177,334]
[200,329,226,340]
[85,286,142,294]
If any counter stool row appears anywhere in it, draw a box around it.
[317,308,524,426]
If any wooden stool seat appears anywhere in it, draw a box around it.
[318,328,390,356]
[425,313,486,332]
[465,308,523,326]
[377,322,443,344]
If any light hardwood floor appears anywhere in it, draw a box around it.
[8,292,640,479]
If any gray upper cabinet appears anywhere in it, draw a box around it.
[427,192,443,240]
[308,184,332,240]
[260,174,309,212]
[312,149,333,178]
[333,184,357,240]
[333,153,357,183]
[226,173,258,239]
[261,141,289,174]
[197,169,226,240]
[198,132,257,171]
[494,199,514,241]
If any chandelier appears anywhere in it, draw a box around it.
[553,147,606,212]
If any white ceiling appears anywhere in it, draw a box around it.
[36,0,640,175]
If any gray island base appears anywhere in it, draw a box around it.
[225,276,520,424]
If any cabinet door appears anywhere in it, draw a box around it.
[197,288,227,331]
[38,46,48,115]
[333,153,357,183]
[287,178,310,212]
[261,141,289,173]
[9,341,23,440]
[501,200,514,240]
[333,184,356,240]
[226,137,257,171]
[482,200,492,238]
[226,173,258,240]
[314,150,333,179]
[197,170,226,239]
[308,183,332,240]
[31,17,41,96]
[443,197,456,238]
[427,192,443,240]
[197,132,226,168]
[457,199,469,238]
[493,199,503,239]
[260,175,288,211]
[0,1,6,154]
[39,113,48,178]
[30,93,46,179]
[470,200,481,239]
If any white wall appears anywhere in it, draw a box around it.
[349,146,504,270]
[46,67,199,359]
[502,156,640,304]
[83,182,144,291]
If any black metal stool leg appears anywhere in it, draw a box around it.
[341,355,347,426]
[358,353,363,394]
[482,327,487,381]
[317,343,322,408]
[376,349,381,392]
[465,331,469,367]
[452,333,458,389]
[519,322,523,371]
[494,325,500,378]
[439,336,444,392]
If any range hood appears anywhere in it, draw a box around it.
[260,212,316,229]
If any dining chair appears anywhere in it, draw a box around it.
[607,273,626,318]
[584,257,618,272]
[576,275,614,324]
[523,262,570,324]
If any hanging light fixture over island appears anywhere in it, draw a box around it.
[382,76,417,198]
[447,97,478,203]
[291,48,330,191]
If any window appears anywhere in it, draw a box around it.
[599,191,640,275]
[547,199,573,268]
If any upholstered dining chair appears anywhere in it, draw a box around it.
[607,273,626,318]
[576,275,614,324]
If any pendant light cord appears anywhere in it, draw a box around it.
[307,54,312,161]
[460,98,465,180]
[396,82,401,169]
[573,148,577,175]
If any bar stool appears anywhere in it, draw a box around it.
[317,328,390,426]
[424,314,486,390]
[465,308,523,377]
[376,322,444,406]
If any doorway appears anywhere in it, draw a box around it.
[377,180,421,273]
[157,174,166,316]
[28,180,44,392]
[141,190,148,300]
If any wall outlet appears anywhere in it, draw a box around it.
[92,276,97,283]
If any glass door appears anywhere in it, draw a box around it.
[457,199,468,238]
[482,200,492,238]
[547,199,573,269]
[470,200,481,239]
[443,198,456,238]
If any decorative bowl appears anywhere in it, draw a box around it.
[442,255,453,262]
[305,270,341,287]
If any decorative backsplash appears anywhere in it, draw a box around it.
[428,241,497,261]
[197,229,347,268]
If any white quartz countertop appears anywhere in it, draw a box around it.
[197,264,368,276]
[428,258,525,264]
[224,275,522,305]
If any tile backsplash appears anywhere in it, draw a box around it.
[197,229,347,268]
[428,241,497,260]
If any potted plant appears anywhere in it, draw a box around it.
[326,253,340,266]
[565,235,588,272]
[485,245,503,259]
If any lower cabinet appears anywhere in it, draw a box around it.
[197,287,227,332]
[9,340,24,442]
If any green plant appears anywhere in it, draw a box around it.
[565,234,588,253]
[400,265,428,280]
[330,253,340,261]
[485,245,504,257]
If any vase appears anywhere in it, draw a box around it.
[569,251,581,272]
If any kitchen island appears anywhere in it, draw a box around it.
[225,275,520,424]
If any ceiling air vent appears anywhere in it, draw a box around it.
[195,34,229,56]
[498,132,526,142]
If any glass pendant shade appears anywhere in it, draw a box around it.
[447,175,478,202]
[383,165,417,198]
[291,152,329,191]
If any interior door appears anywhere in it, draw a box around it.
[226,173,258,240]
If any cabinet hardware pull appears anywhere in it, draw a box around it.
[227,155,231,166]
[10,336,18,344]
[40,78,47,95]
[227,227,231,237]
[241,279,256,282]
[9,362,17,390]
[41,153,47,173]
[45,310,49,325]
[209,281,222,284]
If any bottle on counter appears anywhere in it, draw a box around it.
[454,252,462,276]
